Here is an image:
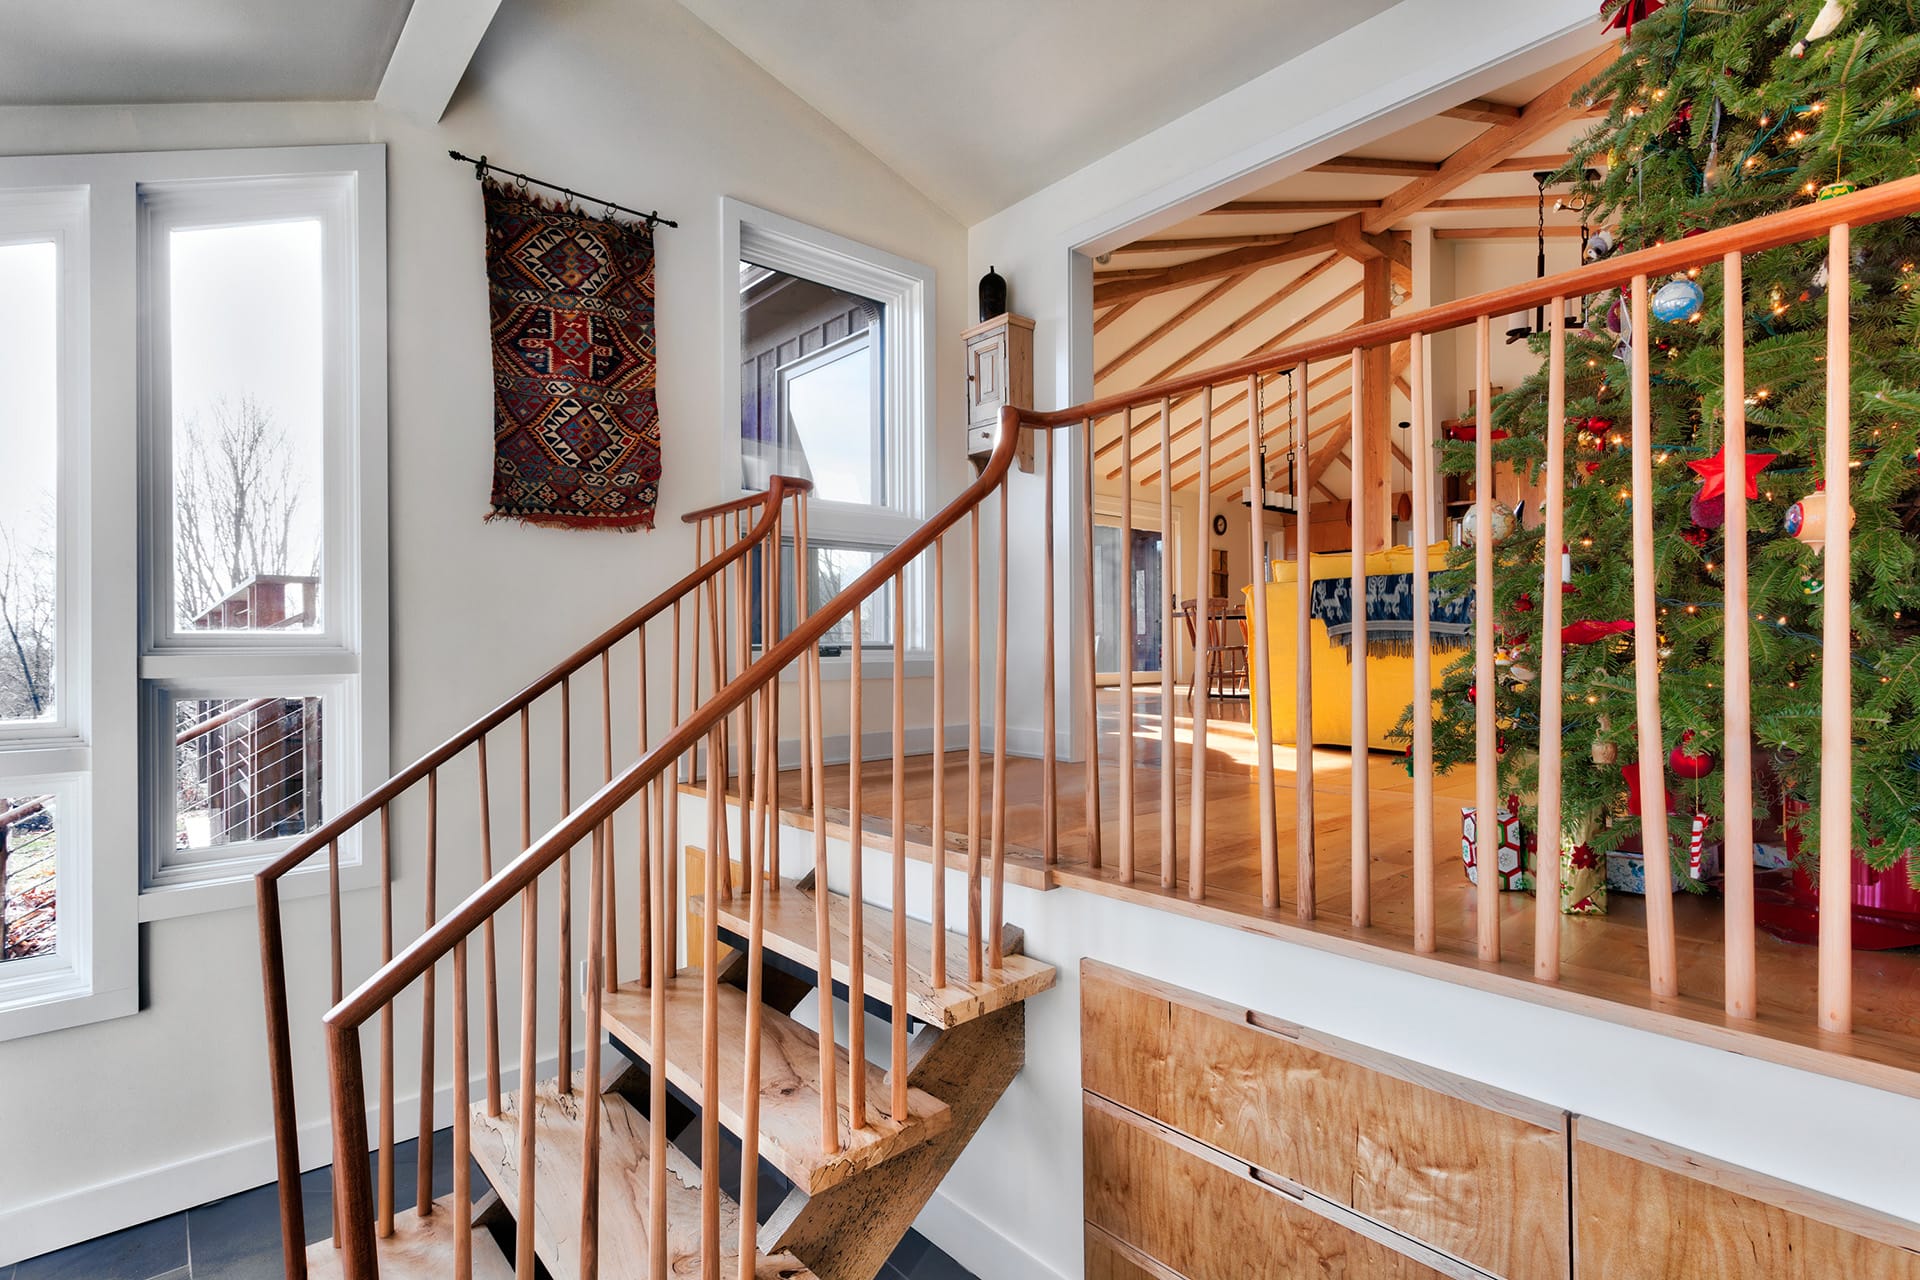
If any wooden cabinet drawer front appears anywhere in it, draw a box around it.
[1085,1098,1451,1280]
[1573,1120,1920,1280]
[1082,961,1569,1280]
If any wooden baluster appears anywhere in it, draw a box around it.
[1723,251,1757,1020]
[258,881,306,1274]
[1409,339,1436,954]
[1189,389,1211,901]
[1536,308,1568,979]
[727,526,750,900]
[516,872,538,1280]
[741,686,772,1273]
[808,648,839,1154]
[848,603,869,1129]
[1244,374,1280,910]
[766,507,783,873]
[1473,316,1502,963]
[1119,405,1136,884]
[931,536,948,983]
[417,768,438,1215]
[558,678,574,1095]
[892,569,911,1114]
[990,468,1011,969]
[701,729,723,1277]
[637,628,651,990]
[602,650,619,989]
[1819,227,1855,1034]
[1157,398,1176,890]
[1627,275,1679,996]
[377,806,395,1236]
[966,508,983,983]
[797,496,813,812]
[328,836,342,1012]
[475,740,502,1113]
[581,824,605,1280]
[1349,352,1371,929]
[1294,367,1316,921]
[668,600,683,971]
[453,935,472,1280]
[326,1026,377,1279]
[1080,418,1103,869]
[1043,428,1058,869]
[648,777,671,1280]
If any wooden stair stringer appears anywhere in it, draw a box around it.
[759,1002,1028,1280]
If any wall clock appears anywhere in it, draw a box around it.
[1213,514,1228,536]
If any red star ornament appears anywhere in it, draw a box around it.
[1687,446,1777,501]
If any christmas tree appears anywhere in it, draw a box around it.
[1412,0,1920,884]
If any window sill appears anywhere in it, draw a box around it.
[138,848,377,922]
[772,652,935,682]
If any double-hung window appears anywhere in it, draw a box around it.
[725,201,934,660]
[0,144,386,1039]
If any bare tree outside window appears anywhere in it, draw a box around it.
[0,518,55,722]
[173,395,320,629]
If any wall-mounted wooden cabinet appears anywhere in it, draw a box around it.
[964,311,1034,473]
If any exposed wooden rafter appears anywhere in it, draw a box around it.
[1093,215,1407,307]
[1207,199,1383,216]
[1092,297,1142,336]
[1094,271,1255,383]
[1109,232,1300,256]
[1362,47,1615,234]
[1201,343,1411,495]
[1440,98,1522,125]
[1310,155,1441,176]
[1434,225,1588,239]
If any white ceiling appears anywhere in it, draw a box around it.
[673,0,1402,223]
[0,0,415,105]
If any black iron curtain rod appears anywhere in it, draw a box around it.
[449,150,678,229]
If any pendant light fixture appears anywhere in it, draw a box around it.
[1241,367,1299,514]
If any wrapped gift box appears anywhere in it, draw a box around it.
[1606,843,1721,895]
[1461,797,1532,892]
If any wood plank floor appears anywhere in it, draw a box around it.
[703,689,1920,1098]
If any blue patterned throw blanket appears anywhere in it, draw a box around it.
[1308,572,1473,660]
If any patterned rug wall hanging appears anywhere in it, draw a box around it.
[484,178,661,529]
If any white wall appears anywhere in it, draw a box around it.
[0,0,972,1258]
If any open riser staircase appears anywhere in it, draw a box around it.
[258,174,1920,1277]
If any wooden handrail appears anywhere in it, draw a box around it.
[254,475,809,885]
[325,424,1022,1031]
[681,475,814,524]
[1020,174,1920,428]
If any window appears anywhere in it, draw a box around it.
[725,201,933,662]
[0,145,386,1039]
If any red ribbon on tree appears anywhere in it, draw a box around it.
[1601,0,1664,34]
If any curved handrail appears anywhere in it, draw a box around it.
[256,474,811,886]
[325,419,1021,1030]
[1025,172,1920,427]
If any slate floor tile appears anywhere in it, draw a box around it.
[14,1212,188,1280]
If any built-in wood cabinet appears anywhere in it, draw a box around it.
[1082,961,1920,1279]
[963,312,1034,472]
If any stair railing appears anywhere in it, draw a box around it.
[314,419,1025,1279]
[254,475,811,1280]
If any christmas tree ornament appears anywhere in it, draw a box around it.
[1591,738,1619,765]
[1584,229,1617,263]
[1563,618,1634,645]
[1669,729,1716,779]
[1784,484,1855,550]
[1461,503,1515,546]
[1817,178,1860,200]
[1651,276,1705,322]
[1791,0,1847,57]
[1689,489,1726,531]
[1802,573,1825,595]
[1510,663,1537,684]
[1687,445,1777,501]
[1688,812,1714,880]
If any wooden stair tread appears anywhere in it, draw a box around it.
[602,976,951,1195]
[467,1075,813,1280]
[305,1197,513,1280]
[692,878,1056,1028]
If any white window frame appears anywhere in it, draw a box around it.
[774,328,885,508]
[0,144,387,1040]
[721,198,934,663]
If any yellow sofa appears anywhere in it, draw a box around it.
[1241,542,1452,751]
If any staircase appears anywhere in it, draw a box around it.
[258,448,1055,1280]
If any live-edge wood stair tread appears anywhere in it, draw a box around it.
[602,974,951,1195]
[692,877,1056,1028]
[305,1196,513,1280]
[466,1075,814,1280]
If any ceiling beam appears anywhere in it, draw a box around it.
[1310,155,1441,176]
[1092,297,1142,336]
[1208,343,1411,494]
[1362,47,1616,234]
[1433,225,1588,239]
[1095,271,1254,383]
[1109,232,1303,256]
[1092,217,1356,307]
[1206,199,1383,216]
[1490,152,1580,174]
[1440,98,1522,125]
[1428,194,1549,212]
[1160,357,1358,494]
[376,0,507,122]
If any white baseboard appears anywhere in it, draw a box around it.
[916,1187,1070,1280]
[0,1051,561,1267]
